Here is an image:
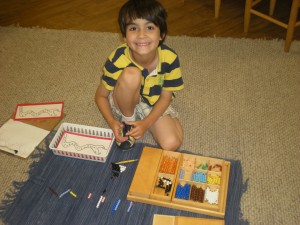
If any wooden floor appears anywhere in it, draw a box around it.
[0,0,299,41]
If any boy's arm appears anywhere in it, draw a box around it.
[95,83,127,143]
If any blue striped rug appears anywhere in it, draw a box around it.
[0,133,249,225]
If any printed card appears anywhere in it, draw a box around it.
[56,131,113,156]
[14,102,64,120]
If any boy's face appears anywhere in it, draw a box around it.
[124,18,163,58]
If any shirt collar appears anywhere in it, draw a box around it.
[124,43,161,76]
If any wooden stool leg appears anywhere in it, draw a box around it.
[284,0,300,52]
[215,0,221,18]
[244,0,253,33]
[269,0,277,15]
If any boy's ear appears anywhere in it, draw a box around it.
[161,33,166,41]
[159,33,166,45]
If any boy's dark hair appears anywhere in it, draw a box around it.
[118,0,168,44]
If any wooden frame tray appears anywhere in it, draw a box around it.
[127,147,230,218]
[152,214,225,225]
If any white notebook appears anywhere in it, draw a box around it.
[0,119,49,158]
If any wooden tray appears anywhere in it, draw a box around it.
[152,214,225,225]
[127,146,230,218]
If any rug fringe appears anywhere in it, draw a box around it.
[238,178,250,225]
[0,131,55,220]
[0,184,26,218]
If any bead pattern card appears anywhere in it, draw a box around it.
[14,102,64,120]
[56,131,113,156]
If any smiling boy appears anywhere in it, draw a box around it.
[95,0,184,151]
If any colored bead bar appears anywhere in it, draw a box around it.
[204,186,219,204]
[196,162,208,170]
[192,171,207,183]
[175,183,191,200]
[159,155,178,174]
[190,185,205,202]
[182,157,195,170]
[179,169,185,179]
[207,173,221,185]
[208,164,222,172]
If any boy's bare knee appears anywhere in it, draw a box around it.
[119,67,141,88]
[159,136,182,151]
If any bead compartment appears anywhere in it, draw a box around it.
[172,154,224,208]
[150,151,181,202]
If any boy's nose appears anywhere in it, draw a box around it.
[138,29,146,37]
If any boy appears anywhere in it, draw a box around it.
[95,0,184,151]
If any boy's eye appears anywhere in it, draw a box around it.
[128,26,137,31]
[147,26,155,30]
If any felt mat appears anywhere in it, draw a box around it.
[0,133,248,225]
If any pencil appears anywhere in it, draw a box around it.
[115,159,139,164]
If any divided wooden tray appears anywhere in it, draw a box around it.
[127,146,230,218]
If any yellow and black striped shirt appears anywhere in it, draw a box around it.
[101,43,184,106]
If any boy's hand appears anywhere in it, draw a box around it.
[125,120,149,140]
[110,119,128,143]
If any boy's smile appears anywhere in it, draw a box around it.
[124,18,163,64]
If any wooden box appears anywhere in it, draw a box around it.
[152,214,225,225]
[127,147,230,218]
